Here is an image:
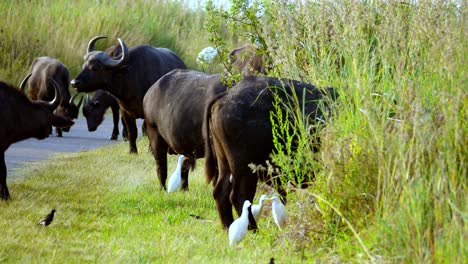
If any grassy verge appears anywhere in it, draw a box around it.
[1,138,318,263]
[0,0,218,84]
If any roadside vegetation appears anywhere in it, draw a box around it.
[0,0,212,84]
[1,139,303,263]
[0,0,465,263]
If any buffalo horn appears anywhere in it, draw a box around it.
[86,94,91,105]
[70,93,84,108]
[87,35,107,53]
[101,38,129,68]
[19,74,32,93]
[47,77,62,110]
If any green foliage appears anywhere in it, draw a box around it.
[206,0,466,262]
[0,0,210,84]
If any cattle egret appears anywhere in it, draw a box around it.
[229,200,252,246]
[251,194,268,222]
[167,155,186,193]
[196,46,218,65]
[271,196,287,230]
[37,209,56,226]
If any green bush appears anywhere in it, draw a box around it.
[206,0,466,262]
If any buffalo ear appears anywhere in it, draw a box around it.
[50,114,74,128]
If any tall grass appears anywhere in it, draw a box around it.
[0,0,211,84]
[207,0,466,262]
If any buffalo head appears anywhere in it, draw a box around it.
[82,94,106,131]
[71,36,129,93]
[55,93,83,132]
[29,78,75,138]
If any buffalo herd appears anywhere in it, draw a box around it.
[1,36,337,231]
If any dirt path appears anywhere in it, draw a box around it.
[5,116,143,176]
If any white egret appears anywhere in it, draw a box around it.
[196,46,218,65]
[271,196,287,230]
[251,194,268,222]
[167,155,186,193]
[229,200,252,246]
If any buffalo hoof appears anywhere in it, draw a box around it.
[129,148,138,154]
[110,135,118,140]
[1,187,10,201]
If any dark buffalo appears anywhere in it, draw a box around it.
[204,76,336,229]
[82,90,122,140]
[143,69,227,190]
[20,57,83,137]
[71,36,187,153]
[0,78,74,200]
[229,44,266,76]
[81,44,126,140]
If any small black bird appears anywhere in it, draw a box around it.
[269,257,275,264]
[37,209,56,226]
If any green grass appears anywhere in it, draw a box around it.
[1,138,316,263]
[0,0,216,84]
[1,0,466,263]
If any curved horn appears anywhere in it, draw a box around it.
[70,93,84,108]
[87,35,107,53]
[101,38,129,68]
[47,77,62,110]
[19,74,32,93]
[86,94,91,105]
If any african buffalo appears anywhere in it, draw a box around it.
[143,69,227,190]
[229,44,266,76]
[82,90,122,140]
[20,57,83,137]
[204,76,336,229]
[71,36,187,153]
[0,78,74,200]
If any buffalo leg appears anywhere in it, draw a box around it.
[122,118,128,140]
[212,150,234,229]
[230,167,258,217]
[110,103,120,140]
[0,152,10,200]
[122,112,138,153]
[56,127,63,137]
[230,167,259,231]
[180,158,192,191]
[213,175,233,230]
[154,134,168,190]
[147,125,168,190]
